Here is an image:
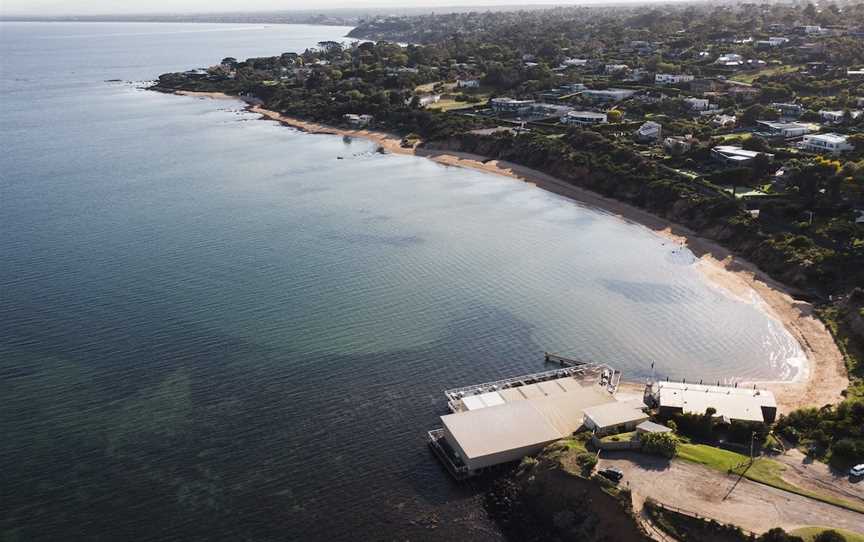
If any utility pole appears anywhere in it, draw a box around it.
[750,431,756,466]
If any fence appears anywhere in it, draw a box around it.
[644,499,760,538]
[591,435,642,451]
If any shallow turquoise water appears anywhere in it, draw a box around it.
[0,22,804,541]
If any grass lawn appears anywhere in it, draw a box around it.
[792,527,864,542]
[601,431,636,443]
[677,444,864,514]
[426,98,478,112]
[718,132,752,142]
[731,64,799,84]
[414,82,440,93]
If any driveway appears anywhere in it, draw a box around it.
[598,451,864,536]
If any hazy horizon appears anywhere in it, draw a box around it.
[2,0,683,17]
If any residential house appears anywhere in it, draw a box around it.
[801,25,824,35]
[756,121,812,138]
[664,136,695,155]
[561,58,589,67]
[820,109,862,123]
[712,145,774,166]
[343,114,374,127]
[561,110,607,126]
[456,79,480,89]
[582,88,637,102]
[625,69,650,82]
[655,73,695,85]
[715,53,744,67]
[685,97,712,111]
[771,102,804,119]
[801,133,854,154]
[635,121,662,142]
[756,37,789,48]
[604,64,629,74]
[489,98,536,115]
[417,94,441,107]
[712,114,737,128]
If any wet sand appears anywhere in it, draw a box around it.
[173,90,849,413]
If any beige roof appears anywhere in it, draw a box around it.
[653,382,776,422]
[441,378,616,460]
[498,388,527,402]
[441,401,562,459]
[583,399,648,429]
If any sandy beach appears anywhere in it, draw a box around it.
[174,90,849,413]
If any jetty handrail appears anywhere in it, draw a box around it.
[443,363,610,402]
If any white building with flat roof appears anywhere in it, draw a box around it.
[801,133,853,154]
[712,145,774,166]
[583,400,649,435]
[655,73,694,85]
[561,110,607,126]
[756,121,812,138]
[489,97,536,114]
[647,381,777,424]
[582,88,636,102]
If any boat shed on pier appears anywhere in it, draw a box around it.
[430,364,620,475]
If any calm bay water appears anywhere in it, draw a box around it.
[1,22,804,541]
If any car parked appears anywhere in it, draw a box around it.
[850,464,864,477]
[599,467,624,483]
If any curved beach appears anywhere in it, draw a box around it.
[176,90,849,413]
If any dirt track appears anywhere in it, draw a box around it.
[773,449,864,502]
[598,451,864,536]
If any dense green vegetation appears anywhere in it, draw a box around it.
[775,396,864,468]
[640,431,679,458]
[793,527,864,542]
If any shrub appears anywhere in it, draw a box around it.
[758,527,804,542]
[814,530,847,542]
[641,432,679,458]
[576,452,598,475]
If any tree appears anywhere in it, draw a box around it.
[742,104,778,125]
[848,133,864,154]
[758,527,804,542]
[814,530,847,542]
[641,431,679,458]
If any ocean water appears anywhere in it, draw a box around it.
[0,22,804,541]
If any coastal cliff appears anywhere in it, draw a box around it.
[485,440,650,542]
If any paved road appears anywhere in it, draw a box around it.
[598,451,864,536]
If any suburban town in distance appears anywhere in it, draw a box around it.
[2,1,864,541]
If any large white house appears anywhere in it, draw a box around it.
[715,53,744,66]
[756,121,812,138]
[801,133,854,154]
[635,121,662,142]
[819,109,862,123]
[655,73,694,85]
[685,97,712,111]
[561,110,607,126]
[456,78,480,89]
[489,97,536,114]
[582,88,637,102]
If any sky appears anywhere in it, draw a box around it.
[2,0,605,17]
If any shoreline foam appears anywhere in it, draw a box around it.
[172,89,849,413]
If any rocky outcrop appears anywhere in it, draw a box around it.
[485,442,650,542]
